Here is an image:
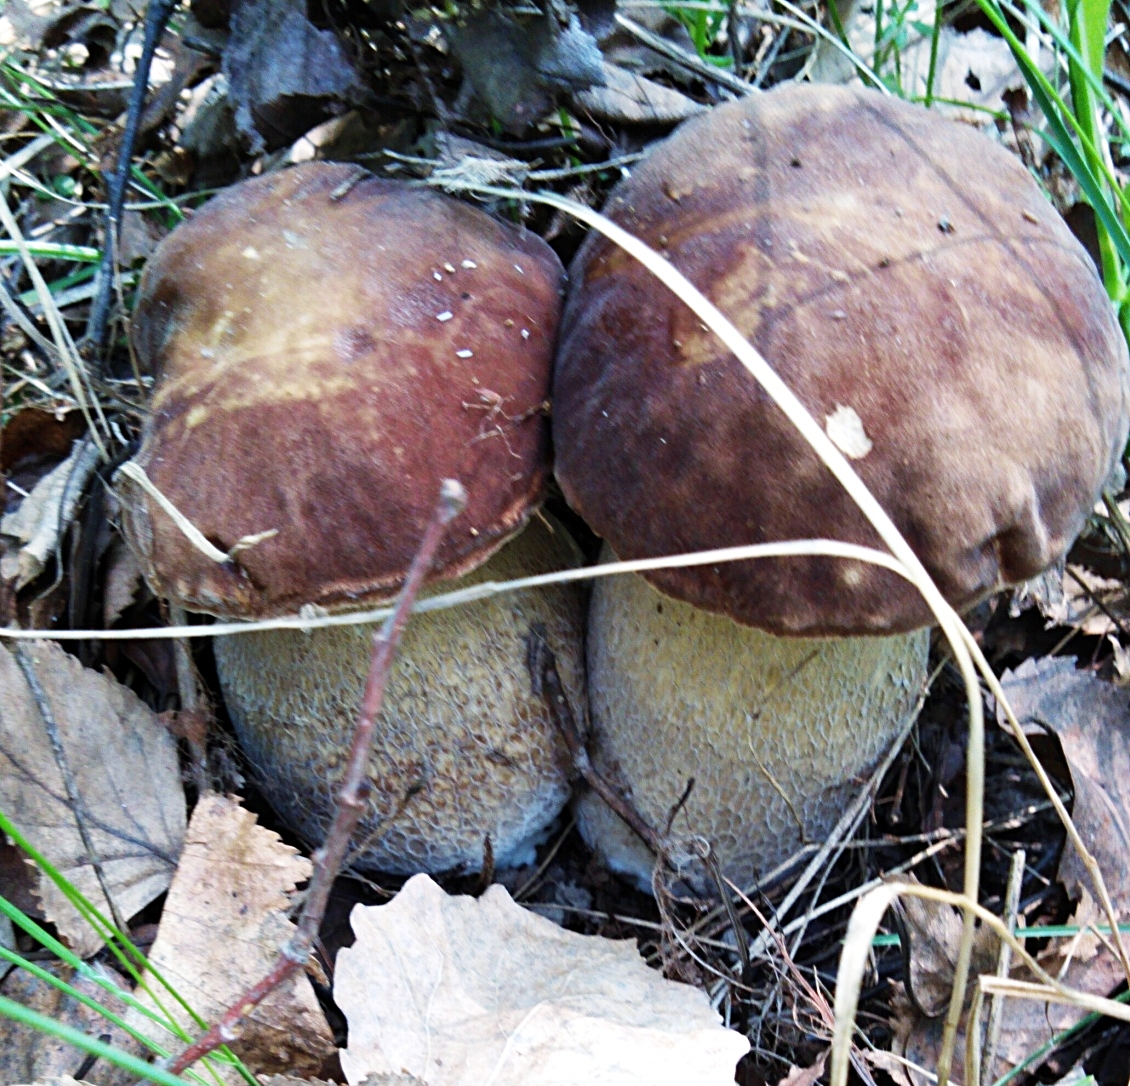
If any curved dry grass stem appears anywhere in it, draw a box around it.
[451,185,983,1086]
[0,540,909,640]
[834,881,1130,1086]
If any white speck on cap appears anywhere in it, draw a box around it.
[436,311,453,322]
[456,349,474,358]
[825,404,873,459]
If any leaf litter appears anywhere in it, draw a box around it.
[893,656,1130,1083]
[125,793,335,1080]
[336,873,749,1086]
[0,638,185,958]
[5,0,1130,1082]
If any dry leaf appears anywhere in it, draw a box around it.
[337,873,749,1086]
[1,409,87,475]
[812,0,1028,122]
[894,891,1125,1084]
[574,62,704,124]
[1015,563,1130,637]
[127,793,334,1080]
[223,0,362,151]
[889,883,997,1018]
[774,1049,829,1086]
[0,640,185,957]
[0,960,144,1086]
[447,8,604,132]
[0,437,101,589]
[998,656,1130,907]
[101,537,143,627]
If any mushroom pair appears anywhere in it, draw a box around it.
[119,164,585,874]
[552,83,1130,891]
[120,83,1129,892]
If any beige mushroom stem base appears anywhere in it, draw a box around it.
[576,562,930,895]
[214,518,586,876]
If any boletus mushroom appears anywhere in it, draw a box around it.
[553,83,1130,891]
[119,163,584,874]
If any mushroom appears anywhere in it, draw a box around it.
[552,83,1130,891]
[118,162,585,874]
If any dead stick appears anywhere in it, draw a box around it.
[526,623,667,859]
[167,479,466,1073]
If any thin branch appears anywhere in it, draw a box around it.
[165,480,466,1074]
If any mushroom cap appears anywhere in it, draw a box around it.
[214,516,585,875]
[577,561,930,891]
[553,83,1130,636]
[121,164,565,619]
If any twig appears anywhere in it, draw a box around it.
[86,0,177,356]
[166,480,466,1074]
[526,623,667,860]
[613,13,755,97]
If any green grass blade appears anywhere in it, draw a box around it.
[0,994,194,1086]
[976,0,1130,298]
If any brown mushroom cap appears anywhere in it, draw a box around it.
[553,83,1130,635]
[121,164,564,619]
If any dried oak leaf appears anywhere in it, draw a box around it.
[0,639,185,958]
[997,656,1130,907]
[337,874,749,1086]
[127,793,333,1080]
[0,960,144,1086]
[223,0,361,151]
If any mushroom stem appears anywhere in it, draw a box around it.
[577,566,930,895]
[214,515,587,875]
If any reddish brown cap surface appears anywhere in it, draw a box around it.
[121,164,564,618]
[553,84,1130,635]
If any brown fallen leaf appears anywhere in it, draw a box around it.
[997,656,1130,906]
[127,793,334,1081]
[773,1049,829,1086]
[1,437,101,589]
[889,880,997,1019]
[0,960,144,1086]
[100,537,143,627]
[0,639,185,957]
[0,408,87,476]
[894,891,1124,1084]
[337,874,749,1086]
[573,62,704,125]
[1013,561,1130,639]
